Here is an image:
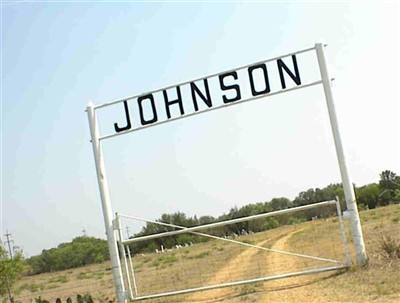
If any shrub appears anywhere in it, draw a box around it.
[379,234,400,260]
[261,218,280,230]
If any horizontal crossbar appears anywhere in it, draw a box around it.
[121,200,336,244]
[132,265,347,301]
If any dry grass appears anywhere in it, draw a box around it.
[12,204,400,303]
[244,204,400,303]
[13,262,115,302]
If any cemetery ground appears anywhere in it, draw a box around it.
[12,204,400,303]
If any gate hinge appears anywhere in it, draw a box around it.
[342,210,351,220]
[124,290,134,300]
[112,217,121,231]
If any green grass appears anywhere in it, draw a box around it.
[48,274,69,284]
[186,251,210,259]
[160,254,178,264]
[46,283,59,290]
[150,254,178,268]
[77,270,106,280]
[15,282,46,294]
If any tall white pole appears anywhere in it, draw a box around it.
[86,102,127,302]
[315,43,367,266]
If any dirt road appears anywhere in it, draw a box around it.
[186,228,339,303]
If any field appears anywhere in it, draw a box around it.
[12,204,400,303]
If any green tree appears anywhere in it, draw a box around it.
[0,245,24,301]
[269,197,293,211]
[293,184,344,207]
[379,170,400,205]
[356,183,380,209]
[199,215,215,225]
[261,218,280,230]
[379,170,400,191]
[25,237,109,274]
[293,188,316,206]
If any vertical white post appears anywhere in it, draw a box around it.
[335,196,351,267]
[315,43,367,266]
[86,102,127,302]
[127,245,139,297]
[115,213,134,300]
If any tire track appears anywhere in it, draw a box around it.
[186,229,293,303]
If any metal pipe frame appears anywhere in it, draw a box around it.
[123,199,349,301]
[126,245,139,297]
[315,42,367,265]
[86,103,127,303]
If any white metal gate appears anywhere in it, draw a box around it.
[114,199,350,301]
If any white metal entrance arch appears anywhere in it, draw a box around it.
[86,42,366,303]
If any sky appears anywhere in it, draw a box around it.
[1,1,399,257]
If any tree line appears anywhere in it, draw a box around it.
[5,170,398,279]
[24,237,109,275]
[127,170,400,254]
